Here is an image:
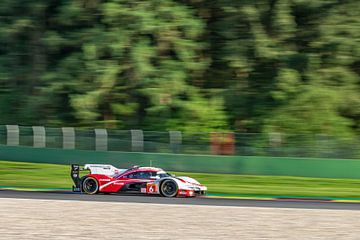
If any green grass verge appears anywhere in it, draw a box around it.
[1,160,360,198]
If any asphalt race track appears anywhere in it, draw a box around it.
[1,189,360,210]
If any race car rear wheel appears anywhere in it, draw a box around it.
[82,177,99,194]
[160,179,178,197]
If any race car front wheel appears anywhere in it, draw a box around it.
[82,177,99,194]
[160,179,178,197]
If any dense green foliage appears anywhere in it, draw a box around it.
[0,0,359,136]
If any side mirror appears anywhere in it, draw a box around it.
[150,176,160,180]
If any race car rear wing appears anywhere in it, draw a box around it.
[71,164,82,192]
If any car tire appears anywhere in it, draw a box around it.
[160,179,178,198]
[82,177,99,195]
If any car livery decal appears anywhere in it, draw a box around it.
[99,180,124,190]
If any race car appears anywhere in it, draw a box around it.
[71,164,207,197]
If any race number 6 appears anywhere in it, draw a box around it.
[147,184,156,194]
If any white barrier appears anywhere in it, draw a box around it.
[95,128,108,151]
[32,126,46,148]
[6,125,19,146]
[62,127,75,149]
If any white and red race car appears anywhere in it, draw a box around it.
[71,164,207,197]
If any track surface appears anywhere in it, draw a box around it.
[1,190,360,210]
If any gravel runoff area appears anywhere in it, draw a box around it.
[1,198,360,239]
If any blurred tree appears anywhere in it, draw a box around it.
[62,0,227,131]
[0,0,359,138]
[0,0,228,131]
[0,1,50,124]
[265,0,360,136]
[208,0,360,136]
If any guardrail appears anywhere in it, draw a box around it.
[0,125,360,158]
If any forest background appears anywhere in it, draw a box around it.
[0,0,359,139]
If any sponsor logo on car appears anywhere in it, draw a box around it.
[99,179,111,182]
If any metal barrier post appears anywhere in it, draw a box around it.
[32,126,46,148]
[6,125,19,146]
[131,130,143,152]
[62,127,75,149]
[95,129,108,151]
